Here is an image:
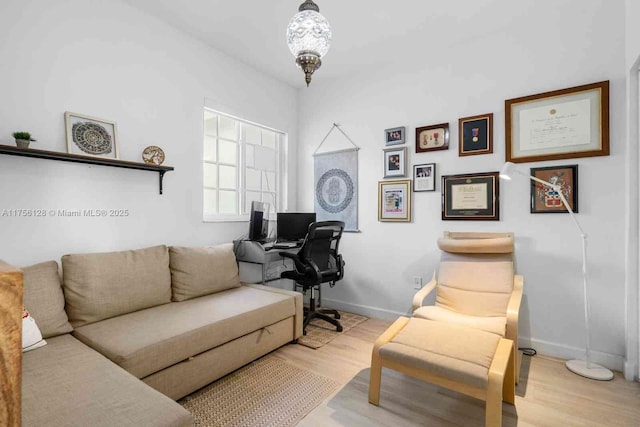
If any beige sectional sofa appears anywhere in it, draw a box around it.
[20,243,303,426]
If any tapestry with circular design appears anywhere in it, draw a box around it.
[315,168,354,214]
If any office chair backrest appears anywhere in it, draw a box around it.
[300,221,345,281]
[435,231,514,317]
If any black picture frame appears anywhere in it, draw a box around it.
[458,113,493,156]
[530,165,579,213]
[413,163,436,192]
[441,172,500,221]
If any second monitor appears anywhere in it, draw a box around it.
[276,212,316,243]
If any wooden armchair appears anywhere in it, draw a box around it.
[412,231,524,382]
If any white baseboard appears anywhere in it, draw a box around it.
[322,298,626,373]
[518,336,624,372]
[321,298,409,321]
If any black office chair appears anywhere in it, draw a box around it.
[280,221,345,335]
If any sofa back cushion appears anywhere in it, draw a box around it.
[62,245,171,327]
[169,244,240,302]
[22,261,73,338]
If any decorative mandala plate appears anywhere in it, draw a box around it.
[142,146,166,165]
[72,122,113,155]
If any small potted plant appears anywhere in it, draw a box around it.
[12,132,36,149]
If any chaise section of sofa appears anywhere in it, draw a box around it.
[22,334,192,427]
[19,260,192,427]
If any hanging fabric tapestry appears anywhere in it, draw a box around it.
[313,124,359,231]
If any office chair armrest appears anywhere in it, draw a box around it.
[506,275,524,344]
[280,252,306,272]
[411,272,437,312]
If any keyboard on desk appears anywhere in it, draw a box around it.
[273,240,302,249]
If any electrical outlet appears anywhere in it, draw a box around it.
[413,276,422,290]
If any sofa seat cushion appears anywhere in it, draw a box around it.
[22,334,192,427]
[72,285,295,379]
[413,305,506,336]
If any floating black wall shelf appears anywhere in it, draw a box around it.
[0,145,174,194]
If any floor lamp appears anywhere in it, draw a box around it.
[499,161,614,381]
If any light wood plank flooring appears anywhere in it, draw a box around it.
[271,317,640,426]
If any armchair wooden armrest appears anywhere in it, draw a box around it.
[506,275,523,344]
[411,272,437,312]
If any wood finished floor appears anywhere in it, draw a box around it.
[270,317,640,426]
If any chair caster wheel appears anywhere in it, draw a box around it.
[335,314,341,319]
[337,325,343,332]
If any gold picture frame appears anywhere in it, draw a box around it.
[378,179,411,222]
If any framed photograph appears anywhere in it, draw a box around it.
[505,80,609,163]
[383,147,407,178]
[378,179,411,222]
[416,123,449,153]
[384,126,405,146]
[442,172,500,221]
[530,165,578,214]
[459,113,493,156]
[413,163,436,192]
[65,111,119,159]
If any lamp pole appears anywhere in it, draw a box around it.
[501,162,613,381]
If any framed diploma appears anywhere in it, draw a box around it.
[530,164,578,214]
[441,172,499,221]
[378,179,411,222]
[459,113,493,156]
[416,123,449,153]
[505,80,609,163]
[413,163,436,192]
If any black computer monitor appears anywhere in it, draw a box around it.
[249,201,270,242]
[276,212,316,242]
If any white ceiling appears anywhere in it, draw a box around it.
[123,0,528,88]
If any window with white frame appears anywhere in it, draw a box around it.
[203,109,286,221]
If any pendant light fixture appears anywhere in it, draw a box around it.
[286,0,332,87]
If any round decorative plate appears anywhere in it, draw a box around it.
[142,146,166,165]
[72,122,113,155]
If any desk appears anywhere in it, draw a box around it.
[234,240,299,285]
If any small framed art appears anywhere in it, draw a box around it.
[384,126,405,146]
[65,112,119,159]
[378,179,411,222]
[530,165,578,213]
[416,123,449,153]
[413,163,436,192]
[383,147,407,178]
[441,172,500,221]
[459,113,493,156]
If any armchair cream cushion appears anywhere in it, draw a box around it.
[436,252,514,318]
[413,306,506,336]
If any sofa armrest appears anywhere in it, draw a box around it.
[411,272,437,312]
[243,284,303,340]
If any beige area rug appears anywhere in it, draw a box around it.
[297,311,369,349]
[180,356,339,427]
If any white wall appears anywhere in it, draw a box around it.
[298,0,627,369]
[0,0,297,266]
[625,0,640,380]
